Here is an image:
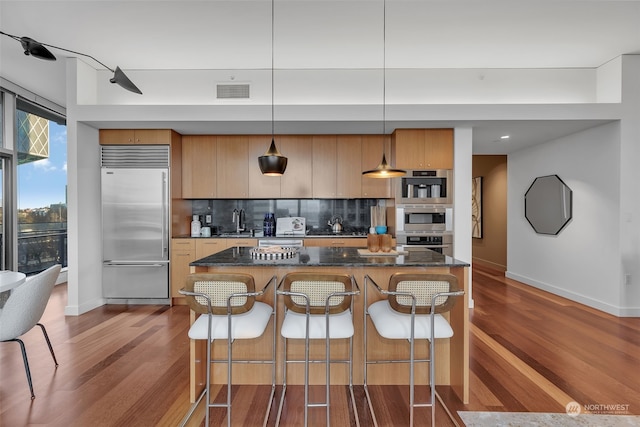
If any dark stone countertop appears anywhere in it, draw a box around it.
[190,246,469,268]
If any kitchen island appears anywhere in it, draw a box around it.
[188,246,470,404]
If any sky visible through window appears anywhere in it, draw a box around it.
[18,121,67,209]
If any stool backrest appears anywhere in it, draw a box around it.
[388,273,459,315]
[184,273,255,315]
[281,273,353,315]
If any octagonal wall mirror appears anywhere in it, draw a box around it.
[524,175,573,235]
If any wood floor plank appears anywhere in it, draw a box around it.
[2,265,639,426]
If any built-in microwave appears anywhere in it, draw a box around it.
[396,233,453,257]
[396,169,453,205]
[396,205,453,233]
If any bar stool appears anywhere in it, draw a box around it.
[275,272,360,427]
[363,273,464,427]
[180,273,276,427]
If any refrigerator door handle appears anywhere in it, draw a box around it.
[162,171,168,258]
[104,261,169,267]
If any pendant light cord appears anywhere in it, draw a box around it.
[271,0,275,138]
[382,0,386,136]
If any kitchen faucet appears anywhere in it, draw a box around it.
[232,208,246,233]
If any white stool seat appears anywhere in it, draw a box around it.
[280,309,354,339]
[368,300,454,340]
[188,301,272,341]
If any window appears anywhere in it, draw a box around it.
[16,99,67,275]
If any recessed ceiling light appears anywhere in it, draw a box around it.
[500,135,510,140]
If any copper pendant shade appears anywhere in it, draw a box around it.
[362,153,406,178]
[1,30,142,95]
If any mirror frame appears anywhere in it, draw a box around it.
[524,174,573,235]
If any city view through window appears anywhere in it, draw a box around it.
[17,113,67,275]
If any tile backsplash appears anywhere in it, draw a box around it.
[191,199,380,234]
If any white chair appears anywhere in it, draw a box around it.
[364,273,464,427]
[179,273,276,427]
[275,272,360,427]
[0,264,62,399]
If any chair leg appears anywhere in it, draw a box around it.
[36,323,58,367]
[10,338,35,399]
[430,338,436,427]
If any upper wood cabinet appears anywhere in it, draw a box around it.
[248,136,281,199]
[182,135,217,198]
[312,135,337,198]
[217,136,248,198]
[392,129,454,170]
[278,135,312,198]
[336,135,362,198]
[100,129,177,145]
[361,135,391,198]
[312,135,362,198]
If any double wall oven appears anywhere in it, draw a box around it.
[395,169,454,256]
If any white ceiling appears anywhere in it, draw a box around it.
[1,0,639,154]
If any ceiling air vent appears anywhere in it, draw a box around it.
[216,84,250,99]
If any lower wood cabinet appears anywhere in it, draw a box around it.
[170,239,196,301]
[304,238,367,248]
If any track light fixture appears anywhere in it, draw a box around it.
[1,30,142,94]
[258,0,287,176]
[362,0,405,179]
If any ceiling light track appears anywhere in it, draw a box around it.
[0,30,142,94]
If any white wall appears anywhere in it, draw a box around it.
[507,122,624,314]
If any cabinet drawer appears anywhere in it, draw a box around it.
[171,239,195,251]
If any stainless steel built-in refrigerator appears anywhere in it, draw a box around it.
[101,146,170,302]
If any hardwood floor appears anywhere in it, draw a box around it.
[1,264,638,426]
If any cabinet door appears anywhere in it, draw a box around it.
[336,135,362,198]
[196,239,226,259]
[182,135,217,198]
[217,136,249,198]
[225,239,257,248]
[99,129,174,145]
[279,136,312,198]
[424,129,454,169]
[361,135,391,198]
[312,135,337,198]
[248,136,281,198]
[393,129,426,169]
[99,129,135,144]
[304,238,366,248]
[170,239,196,298]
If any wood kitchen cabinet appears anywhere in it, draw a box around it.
[312,135,338,198]
[182,135,217,198]
[361,135,392,198]
[225,238,257,248]
[312,135,362,198]
[217,136,249,198]
[99,129,178,145]
[196,239,226,258]
[278,135,312,198]
[170,239,196,300]
[336,135,362,198]
[304,238,367,248]
[392,129,454,170]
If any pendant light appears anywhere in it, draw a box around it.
[0,30,142,94]
[362,0,405,178]
[258,0,288,176]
